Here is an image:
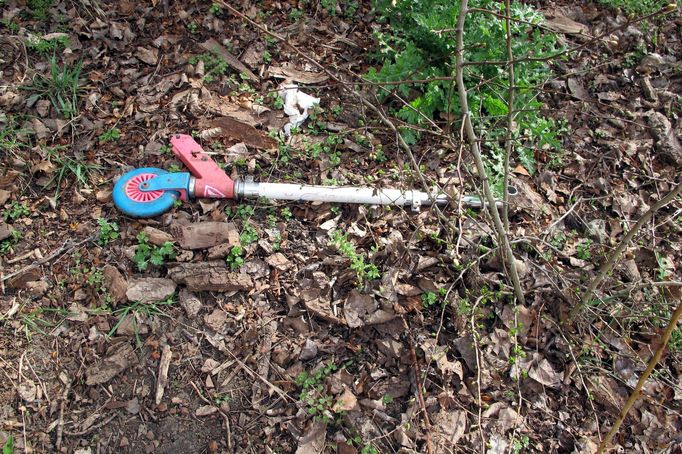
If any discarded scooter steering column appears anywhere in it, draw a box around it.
[112,134,513,218]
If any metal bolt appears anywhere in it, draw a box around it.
[175,134,180,139]
[201,157,208,161]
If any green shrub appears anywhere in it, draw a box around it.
[367,0,563,178]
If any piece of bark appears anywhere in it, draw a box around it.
[645,110,682,165]
[86,343,137,386]
[200,39,258,81]
[176,222,239,250]
[0,222,12,241]
[268,64,329,84]
[103,265,128,304]
[206,117,278,151]
[141,227,174,246]
[179,289,202,318]
[168,262,253,292]
[126,278,176,303]
[155,345,172,405]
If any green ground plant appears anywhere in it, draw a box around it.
[188,52,231,82]
[98,127,121,143]
[23,56,83,118]
[26,0,54,20]
[421,287,447,309]
[295,362,339,423]
[45,146,102,204]
[2,201,30,221]
[226,245,245,270]
[26,34,69,55]
[133,232,176,271]
[330,231,381,286]
[108,295,176,341]
[97,218,120,245]
[367,0,563,181]
[2,435,13,454]
[0,230,22,255]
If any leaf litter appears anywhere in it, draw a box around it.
[0,1,680,454]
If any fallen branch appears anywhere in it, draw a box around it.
[596,289,682,453]
[454,0,525,306]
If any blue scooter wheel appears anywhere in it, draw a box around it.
[113,168,179,218]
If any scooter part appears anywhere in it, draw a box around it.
[112,168,180,218]
[113,134,514,218]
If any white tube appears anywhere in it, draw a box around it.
[238,181,448,206]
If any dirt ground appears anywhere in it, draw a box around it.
[1,1,681,453]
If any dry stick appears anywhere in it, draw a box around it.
[596,294,682,453]
[454,0,525,306]
[1,235,95,283]
[502,0,515,232]
[570,180,682,319]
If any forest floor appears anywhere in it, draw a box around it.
[1,1,681,453]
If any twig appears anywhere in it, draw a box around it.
[64,414,116,436]
[596,292,682,453]
[224,350,293,403]
[454,0,526,306]
[1,235,95,283]
[401,316,434,454]
[56,378,72,451]
[572,179,682,319]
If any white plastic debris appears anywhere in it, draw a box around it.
[279,84,320,136]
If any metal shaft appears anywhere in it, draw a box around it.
[235,180,493,209]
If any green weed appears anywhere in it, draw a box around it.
[367,0,563,175]
[421,288,447,309]
[295,362,339,423]
[0,230,22,255]
[2,435,13,454]
[226,205,255,219]
[239,223,259,246]
[576,238,593,261]
[108,295,176,340]
[330,231,381,286]
[2,201,30,221]
[209,3,221,15]
[23,56,83,118]
[97,218,120,246]
[188,50,231,82]
[1,18,19,33]
[45,146,102,204]
[226,245,245,270]
[133,232,176,271]
[98,127,121,143]
[26,34,69,55]
[26,0,54,20]
[289,8,304,21]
